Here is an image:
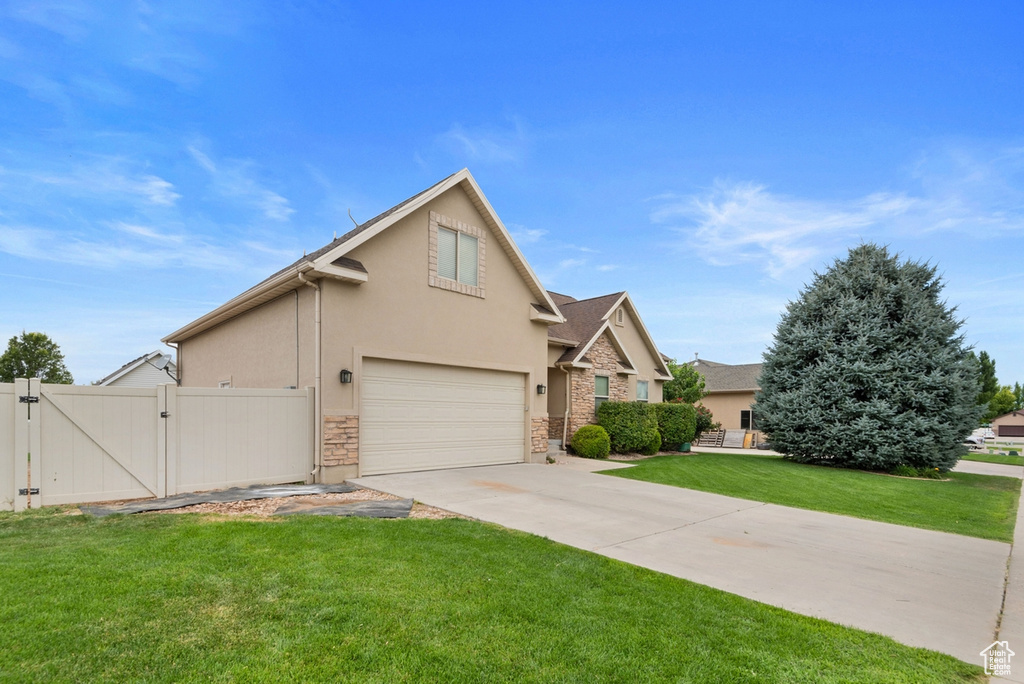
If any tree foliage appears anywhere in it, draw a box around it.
[989,387,1017,420]
[0,332,74,384]
[754,244,980,472]
[662,360,707,403]
[975,351,999,408]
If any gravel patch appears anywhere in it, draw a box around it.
[77,487,463,520]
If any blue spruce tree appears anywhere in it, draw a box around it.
[755,244,980,472]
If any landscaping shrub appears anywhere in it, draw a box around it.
[570,425,611,459]
[890,464,917,478]
[640,430,662,456]
[597,401,659,454]
[654,403,697,450]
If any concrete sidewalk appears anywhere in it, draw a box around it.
[354,459,1011,665]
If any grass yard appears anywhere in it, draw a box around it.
[0,509,982,683]
[604,452,1020,542]
[962,451,1024,467]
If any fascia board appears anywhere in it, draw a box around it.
[313,263,368,283]
[309,172,467,271]
[618,292,672,377]
[163,266,310,343]
[98,351,161,385]
[530,306,563,324]
[459,172,565,322]
[568,321,640,377]
[547,336,579,346]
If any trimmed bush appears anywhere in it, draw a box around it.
[597,401,659,454]
[654,403,697,451]
[570,425,611,459]
[640,430,662,456]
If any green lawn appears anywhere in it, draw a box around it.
[962,451,1024,466]
[0,510,982,683]
[604,452,1020,542]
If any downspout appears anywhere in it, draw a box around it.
[298,272,322,481]
[166,342,180,384]
[561,365,571,447]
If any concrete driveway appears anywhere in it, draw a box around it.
[354,458,1012,665]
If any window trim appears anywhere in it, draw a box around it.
[636,380,649,403]
[428,211,486,298]
[595,375,610,413]
[740,409,756,431]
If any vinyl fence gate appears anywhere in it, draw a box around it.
[1,379,314,512]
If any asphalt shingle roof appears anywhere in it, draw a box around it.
[547,291,624,364]
[697,362,763,392]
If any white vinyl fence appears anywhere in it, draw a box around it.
[1,380,314,511]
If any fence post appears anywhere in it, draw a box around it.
[156,384,167,498]
[12,379,28,512]
[27,379,40,508]
[164,382,178,496]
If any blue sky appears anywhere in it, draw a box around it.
[1,1,1022,387]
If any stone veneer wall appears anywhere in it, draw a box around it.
[531,417,549,453]
[323,414,359,467]
[567,334,629,438]
[548,416,565,441]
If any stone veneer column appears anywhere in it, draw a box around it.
[323,414,359,467]
[531,417,549,453]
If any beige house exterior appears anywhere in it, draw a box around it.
[692,359,762,431]
[992,410,1024,438]
[164,169,669,481]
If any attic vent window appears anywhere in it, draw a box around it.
[615,308,624,326]
[428,211,486,298]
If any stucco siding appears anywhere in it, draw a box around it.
[701,391,757,430]
[318,185,549,422]
[179,290,312,389]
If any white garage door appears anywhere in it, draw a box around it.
[360,358,526,475]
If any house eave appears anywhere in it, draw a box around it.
[163,265,313,344]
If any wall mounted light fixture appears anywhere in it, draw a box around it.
[340,369,353,384]
[537,384,546,395]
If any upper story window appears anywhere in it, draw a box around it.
[437,227,478,286]
[595,375,610,413]
[636,380,649,402]
[428,210,485,298]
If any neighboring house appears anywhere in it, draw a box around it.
[991,410,1024,438]
[691,358,762,431]
[163,169,669,481]
[94,350,177,387]
[546,291,672,443]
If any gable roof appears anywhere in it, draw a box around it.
[697,362,763,392]
[164,169,563,344]
[548,291,671,379]
[94,350,175,386]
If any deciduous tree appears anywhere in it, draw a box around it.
[0,332,74,384]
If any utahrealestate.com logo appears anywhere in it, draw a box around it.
[981,641,1015,677]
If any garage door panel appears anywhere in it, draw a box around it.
[361,358,526,475]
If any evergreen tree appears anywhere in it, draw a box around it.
[975,351,999,410]
[0,332,74,384]
[755,244,980,472]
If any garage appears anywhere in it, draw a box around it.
[359,358,527,475]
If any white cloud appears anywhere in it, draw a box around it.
[653,144,1024,279]
[4,159,181,207]
[437,119,529,164]
[187,145,294,221]
[111,221,183,243]
[596,264,618,272]
[0,223,247,271]
[507,223,547,244]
